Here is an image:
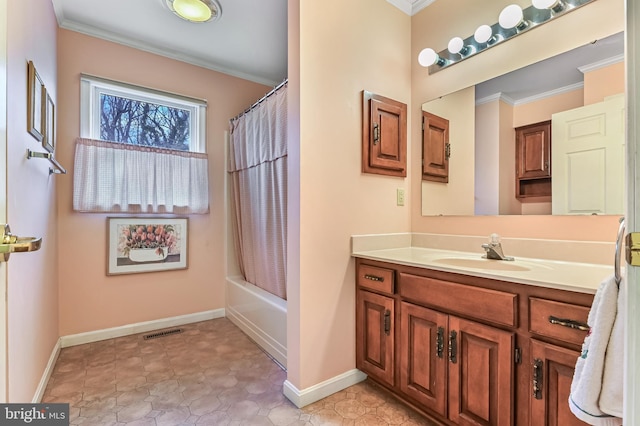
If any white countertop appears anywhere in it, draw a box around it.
[352,246,615,294]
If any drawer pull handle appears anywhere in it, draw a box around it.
[383,310,391,336]
[448,330,457,364]
[364,274,384,282]
[548,316,590,332]
[436,327,444,359]
[533,358,543,400]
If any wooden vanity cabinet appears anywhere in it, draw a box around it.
[355,258,594,426]
[356,264,396,387]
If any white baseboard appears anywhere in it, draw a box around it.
[59,309,225,348]
[283,369,367,408]
[33,338,62,403]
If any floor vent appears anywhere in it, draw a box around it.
[143,328,183,340]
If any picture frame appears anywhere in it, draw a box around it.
[107,217,188,275]
[42,89,55,153]
[27,61,45,141]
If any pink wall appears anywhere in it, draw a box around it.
[289,0,412,391]
[584,62,625,105]
[56,30,270,335]
[6,0,59,402]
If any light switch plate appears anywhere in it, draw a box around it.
[397,188,405,206]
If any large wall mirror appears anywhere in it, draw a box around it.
[421,31,624,217]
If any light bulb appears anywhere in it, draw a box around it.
[532,0,565,12]
[173,0,212,22]
[499,4,529,30]
[474,25,493,44]
[448,37,464,54]
[418,48,439,67]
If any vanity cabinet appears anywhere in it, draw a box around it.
[355,258,593,426]
[356,264,396,387]
[516,120,552,201]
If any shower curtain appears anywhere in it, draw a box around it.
[228,84,287,300]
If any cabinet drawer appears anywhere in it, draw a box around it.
[529,297,590,346]
[357,264,395,294]
[399,273,517,328]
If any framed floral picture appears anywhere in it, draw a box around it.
[107,217,188,275]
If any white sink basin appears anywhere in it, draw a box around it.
[433,257,532,272]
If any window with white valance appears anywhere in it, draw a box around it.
[73,75,209,214]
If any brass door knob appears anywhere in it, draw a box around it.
[0,224,42,262]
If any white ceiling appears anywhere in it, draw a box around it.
[52,0,289,86]
[475,31,624,104]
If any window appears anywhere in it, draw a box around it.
[74,75,209,214]
[80,75,206,152]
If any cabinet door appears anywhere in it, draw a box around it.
[399,302,448,417]
[448,316,515,426]
[530,340,587,426]
[356,290,395,386]
[422,111,450,183]
[516,121,551,179]
[362,91,407,177]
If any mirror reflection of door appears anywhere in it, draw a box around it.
[552,94,625,215]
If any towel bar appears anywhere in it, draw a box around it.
[26,149,67,175]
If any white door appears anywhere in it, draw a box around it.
[0,0,8,402]
[552,94,625,215]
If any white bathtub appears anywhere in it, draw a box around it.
[225,276,287,368]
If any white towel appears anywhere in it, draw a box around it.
[569,274,623,426]
[598,277,625,418]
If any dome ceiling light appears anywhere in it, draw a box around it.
[165,0,222,23]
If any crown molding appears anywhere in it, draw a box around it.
[386,0,436,16]
[579,54,625,74]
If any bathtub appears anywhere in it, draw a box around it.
[225,276,287,368]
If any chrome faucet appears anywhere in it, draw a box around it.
[481,233,514,261]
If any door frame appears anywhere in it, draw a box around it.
[625,0,640,422]
[0,0,9,402]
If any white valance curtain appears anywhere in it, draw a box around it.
[228,84,287,300]
[73,138,209,214]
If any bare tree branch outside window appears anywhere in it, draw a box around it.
[100,94,191,151]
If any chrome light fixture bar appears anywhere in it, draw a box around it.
[419,0,596,74]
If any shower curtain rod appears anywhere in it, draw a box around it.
[230,78,288,122]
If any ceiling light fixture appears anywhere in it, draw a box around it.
[418,0,595,75]
[165,0,222,23]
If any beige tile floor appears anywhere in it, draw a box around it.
[42,318,437,425]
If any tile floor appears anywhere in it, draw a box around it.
[42,318,438,425]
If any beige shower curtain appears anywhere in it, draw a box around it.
[228,84,287,299]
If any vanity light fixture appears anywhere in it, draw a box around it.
[418,0,595,75]
[165,0,222,23]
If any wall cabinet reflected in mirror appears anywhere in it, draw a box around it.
[421,32,624,217]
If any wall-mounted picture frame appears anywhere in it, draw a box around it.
[27,61,45,141]
[107,217,188,275]
[42,89,55,153]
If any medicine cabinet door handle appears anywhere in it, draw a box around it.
[373,123,380,145]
